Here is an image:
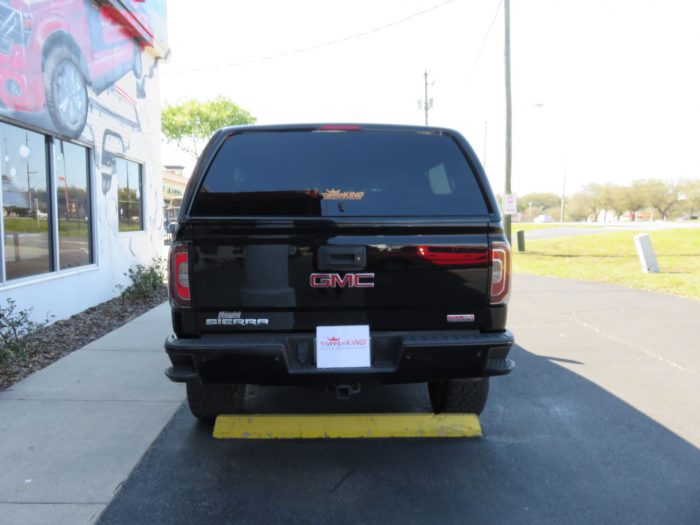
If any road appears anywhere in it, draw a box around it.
[523,221,700,239]
[98,275,700,525]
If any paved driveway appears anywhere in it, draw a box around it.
[523,220,700,239]
[98,275,700,525]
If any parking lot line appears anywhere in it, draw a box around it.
[213,413,482,439]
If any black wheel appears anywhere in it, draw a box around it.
[428,378,490,415]
[132,42,143,79]
[186,383,246,421]
[44,45,88,138]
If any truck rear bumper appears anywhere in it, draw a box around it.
[165,330,514,385]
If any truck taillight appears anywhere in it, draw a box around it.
[490,241,511,305]
[169,241,190,306]
[317,125,362,131]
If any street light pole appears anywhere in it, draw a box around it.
[424,70,429,126]
[560,154,567,223]
[504,0,513,244]
[483,120,488,170]
[421,71,434,126]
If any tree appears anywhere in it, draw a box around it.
[577,184,608,221]
[543,206,562,221]
[600,185,617,220]
[567,191,597,221]
[581,183,629,222]
[638,179,679,220]
[617,180,649,221]
[678,179,700,217]
[518,192,561,220]
[161,97,256,159]
[592,183,621,222]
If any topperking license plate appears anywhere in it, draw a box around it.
[315,325,371,369]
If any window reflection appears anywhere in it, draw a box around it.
[117,158,143,231]
[55,141,92,269]
[1,123,51,280]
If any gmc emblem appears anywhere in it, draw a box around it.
[310,273,375,288]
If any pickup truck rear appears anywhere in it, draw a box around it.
[164,124,514,420]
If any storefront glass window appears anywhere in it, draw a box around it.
[55,141,92,269]
[117,158,143,231]
[1,123,51,280]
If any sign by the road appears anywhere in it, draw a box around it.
[503,194,517,215]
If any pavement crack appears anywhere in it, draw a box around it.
[329,465,359,494]
[571,317,700,378]
[0,501,108,505]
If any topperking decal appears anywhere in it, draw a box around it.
[321,189,365,200]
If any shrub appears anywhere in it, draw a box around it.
[0,299,48,366]
[118,256,166,299]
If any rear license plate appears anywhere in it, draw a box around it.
[315,325,371,369]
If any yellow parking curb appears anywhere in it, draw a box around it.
[213,413,481,439]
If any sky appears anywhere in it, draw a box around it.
[159,0,700,198]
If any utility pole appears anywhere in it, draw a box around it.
[421,70,433,126]
[504,0,513,244]
[560,153,567,223]
[483,121,488,170]
[25,132,33,216]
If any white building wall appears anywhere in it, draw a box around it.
[0,2,167,324]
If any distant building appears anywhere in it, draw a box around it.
[163,165,188,222]
[0,0,169,322]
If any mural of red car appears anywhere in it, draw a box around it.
[0,0,152,138]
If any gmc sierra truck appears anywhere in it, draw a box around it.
[164,124,514,420]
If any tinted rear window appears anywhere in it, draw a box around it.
[191,131,489,217]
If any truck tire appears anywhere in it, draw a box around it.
[44,45,88,138]
[186,383,246,421]
[428,378,489,415]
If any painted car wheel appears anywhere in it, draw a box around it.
[44,46,88,138]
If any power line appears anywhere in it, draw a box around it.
[163,0,458,76]
[465,0,503,86]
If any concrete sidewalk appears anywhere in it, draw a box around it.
[0,303,184,525]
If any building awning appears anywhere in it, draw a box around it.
[102,0,169,58]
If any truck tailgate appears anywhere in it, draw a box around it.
[190,224,491,332]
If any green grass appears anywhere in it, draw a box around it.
[119,222,143,232]
[3,217,49,234]
[58,221,89,235]
[3,217,89,236]
[513,228,700,301]
[512,223,602,233]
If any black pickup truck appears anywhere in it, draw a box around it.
[165,124,514,420]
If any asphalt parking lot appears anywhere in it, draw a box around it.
[98,275,700,525]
